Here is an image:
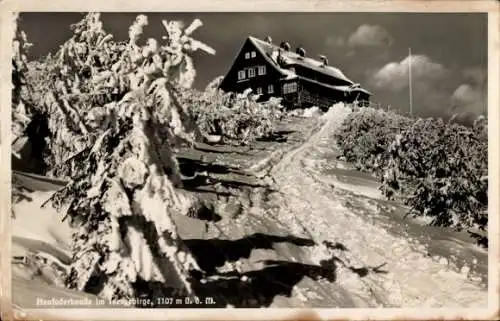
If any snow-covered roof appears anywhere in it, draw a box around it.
[298,77,372,96]
[248,36,371,95]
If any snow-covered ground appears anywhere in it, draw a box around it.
[263,105,488,307]
[10,105,488,312]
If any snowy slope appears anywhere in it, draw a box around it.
[262,105,488,307]
[10,107,489,311]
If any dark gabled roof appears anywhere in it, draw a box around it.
[248,36,371,96]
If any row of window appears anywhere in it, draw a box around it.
[254,84,274,95]
[283,82,298,94]
[252,82,298,96]
[245,51,257,59]
[237,65,267,80]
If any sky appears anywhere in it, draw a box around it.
[18,12,487,119]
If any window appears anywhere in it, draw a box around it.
[251,51,256,58]
[257,87,263,95]
[245,52,250,59]
[238,70,246,80]
[268,84,274,94]
[248,67,256,78]
[283,82,297,94]
[258,65,266,75]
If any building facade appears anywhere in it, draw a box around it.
[218,36,372,110]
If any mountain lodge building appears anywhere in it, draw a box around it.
[218,36,372,110]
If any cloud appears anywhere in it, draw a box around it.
[366,55,456,117]
[462,66,487,87]
[325,24,392,50]
[370,55,448,91]
[369,59,486,119]
[451,84,481,105]
[347,24,393,47]
[450,67,487,116]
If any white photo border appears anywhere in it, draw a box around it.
[1,1,498,320]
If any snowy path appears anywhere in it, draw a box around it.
[266,106,488,308]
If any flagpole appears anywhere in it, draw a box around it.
[409,47,413,116]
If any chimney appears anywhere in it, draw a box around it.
[277,48,285,66]
[264,36,273,44]
[319,54,328,66]
[296,47,306,58]
[280,41,291,51]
